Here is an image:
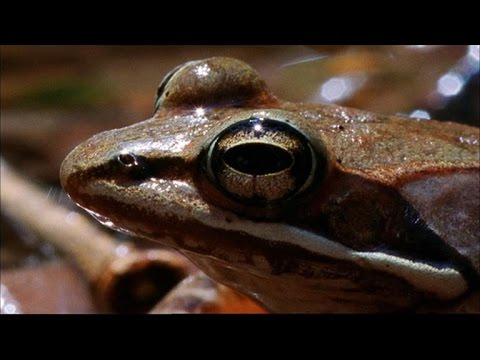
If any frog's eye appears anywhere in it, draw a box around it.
[154,57,276,111]
[204,117,323,206]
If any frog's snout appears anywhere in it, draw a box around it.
[60,144,87,205]
[60,133,106,205]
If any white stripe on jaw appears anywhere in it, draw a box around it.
[90,179,468,300]
[207,220,467,300]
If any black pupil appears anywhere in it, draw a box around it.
[224,143,293,175]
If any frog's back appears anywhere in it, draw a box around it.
[280,101,479,184]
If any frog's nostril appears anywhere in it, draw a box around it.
[117,153,139,167]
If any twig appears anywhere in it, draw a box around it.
[1,159,194,313]
[149,272,268,314]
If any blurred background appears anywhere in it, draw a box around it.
[1,45,479,313]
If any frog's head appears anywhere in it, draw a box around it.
[61,57,480,312]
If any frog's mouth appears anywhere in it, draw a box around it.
[81,206,139,237]
[63,172,473,305]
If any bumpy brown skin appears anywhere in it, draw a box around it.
[61,57,480,313]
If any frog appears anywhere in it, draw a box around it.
[60,57,480,313]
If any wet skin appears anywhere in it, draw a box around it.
[61,57,480,313]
